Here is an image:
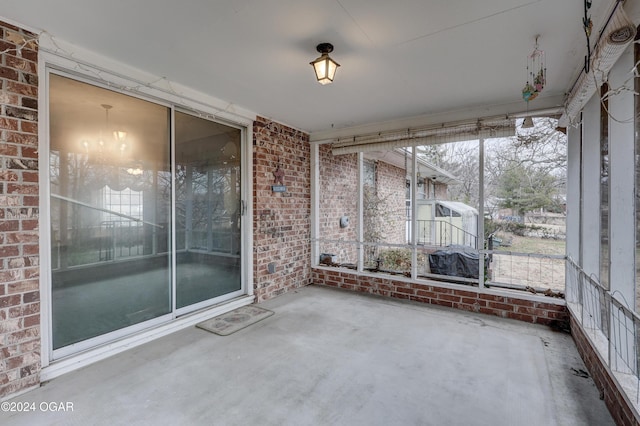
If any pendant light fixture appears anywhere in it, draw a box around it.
[310,43,340,85]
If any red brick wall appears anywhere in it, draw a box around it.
[318,145,358,264]
[0,21,40,399]
[374,160,406,245]
[313,268,568,326]
[435,182,448,199]
[570,313,640,426]
[253,117,311,302]
[317,147,408,265]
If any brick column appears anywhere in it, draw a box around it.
[0,21,40,399]
[253,117,311,302]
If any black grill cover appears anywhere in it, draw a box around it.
[428,246,483,279]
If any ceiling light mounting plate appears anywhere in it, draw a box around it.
[316,43,334,54]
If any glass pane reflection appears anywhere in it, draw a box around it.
[175,112,242,308]
[49,75,172,349]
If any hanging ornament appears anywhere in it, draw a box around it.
[522,83,537,102]
[521,35,546,102]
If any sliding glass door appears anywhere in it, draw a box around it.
[175,112,242,309]
[49,74,244,354]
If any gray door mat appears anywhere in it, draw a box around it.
[196,305,274,336]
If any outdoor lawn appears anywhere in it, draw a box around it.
[491,231,565,293]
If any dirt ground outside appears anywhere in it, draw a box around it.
[490,232,566,293]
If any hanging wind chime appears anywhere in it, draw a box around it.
[522,36,546,101]
[521,36,546,128]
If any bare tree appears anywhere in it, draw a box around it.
[417,141,480,206]
[486,117,567,215]
[414,117,566,217]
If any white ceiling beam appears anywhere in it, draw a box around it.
[309,96,564,143]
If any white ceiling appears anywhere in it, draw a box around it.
[1,0,616,135]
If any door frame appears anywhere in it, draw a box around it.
[38,48,255,375]
[173,107,249,317]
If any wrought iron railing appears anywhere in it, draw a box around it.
[317,238,565,292]
[487,250,565,293]
[181,227,240,255]
[51,194,239,270]
[566,257,640,404]
[413,219,477,248]
[53,221,158,269]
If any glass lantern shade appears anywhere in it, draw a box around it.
[310,53,340,85]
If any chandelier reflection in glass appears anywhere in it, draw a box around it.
[82,104,128,165]
[79,103,151,191]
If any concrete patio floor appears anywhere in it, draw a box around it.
[2,285,613,425]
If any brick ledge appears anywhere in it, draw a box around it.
[313,267,567,327]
